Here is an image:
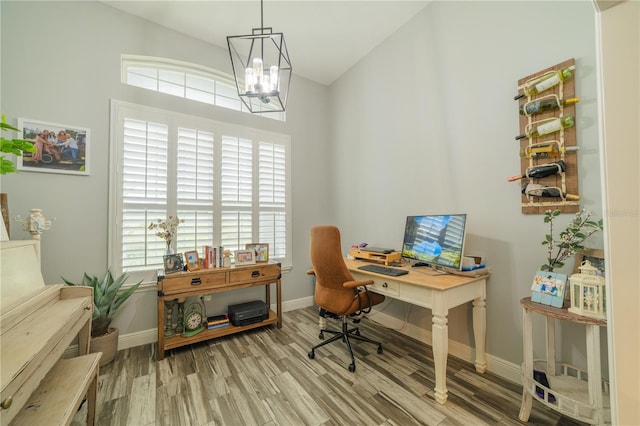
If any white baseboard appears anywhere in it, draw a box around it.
[65,295,521,385]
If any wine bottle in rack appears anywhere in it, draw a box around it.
[520,141,579,159]
[523,67,573,97]
[519,97,580,116]
[515,115,574,140]
[507,160,566,182]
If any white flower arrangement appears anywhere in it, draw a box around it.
[148,215,184,247]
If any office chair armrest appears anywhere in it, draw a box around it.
[306,269,316,275]
[343,279,374,289]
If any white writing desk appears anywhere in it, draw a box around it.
[345,258,488,404]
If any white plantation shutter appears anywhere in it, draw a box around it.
[110,101,291,282]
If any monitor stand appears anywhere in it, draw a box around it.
[412,262,448,275]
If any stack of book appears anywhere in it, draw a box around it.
[207,314,230,330]
[202,246,225,268]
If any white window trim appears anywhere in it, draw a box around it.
[109,99,292,284]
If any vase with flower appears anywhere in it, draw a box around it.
[148,215,184,254]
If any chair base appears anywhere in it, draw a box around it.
[308,315,383,372]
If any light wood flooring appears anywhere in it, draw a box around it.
[72,306,587,426]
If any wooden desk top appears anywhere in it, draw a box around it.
[345,258,489,291]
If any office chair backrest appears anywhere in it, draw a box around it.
[310,225,357,315]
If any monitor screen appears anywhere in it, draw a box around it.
[401,214,467,270]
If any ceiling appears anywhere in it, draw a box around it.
[102,1,430,86]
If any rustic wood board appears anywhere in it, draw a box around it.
[516,58,579,214]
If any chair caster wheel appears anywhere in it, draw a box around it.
[308,351,315,359]
[377,345,383,354]
[319,332,324,339]
[348,363,356,372]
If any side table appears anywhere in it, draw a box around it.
[519,297,610,425]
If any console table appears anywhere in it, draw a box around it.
[345,258,489,404]
[156,262,282,360]
[519,297,610,425]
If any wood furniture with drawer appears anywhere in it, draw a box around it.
[1,240,101,426]
[156,262,282,360]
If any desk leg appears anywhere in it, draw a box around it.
[276,278,282,328]
[472,297,487,373]
[432,311,449,404]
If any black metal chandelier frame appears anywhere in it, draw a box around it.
[227,0,292,113]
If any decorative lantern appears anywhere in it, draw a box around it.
[568,260,606,319]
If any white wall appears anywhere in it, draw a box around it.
[329,1,604,369]
[0,1,331,334]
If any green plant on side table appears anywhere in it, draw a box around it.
[63,270,142,366]
[540,209,604,272]
[1,114,36,174]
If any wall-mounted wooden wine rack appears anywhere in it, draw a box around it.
[515,58,579,215]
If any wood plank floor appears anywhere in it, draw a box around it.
[72,306,587,426]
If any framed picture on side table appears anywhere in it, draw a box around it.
[245,243,269,262]
[163,254,184,274]
[573,248,605,277]
[234,250,255,266]
[184,250,201,271]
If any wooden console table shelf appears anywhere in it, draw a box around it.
[519,297,610,425]
[156,262,282,360]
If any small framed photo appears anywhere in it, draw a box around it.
[163,254,184,274]
[531,270,567,308]
[573,248,605,277]
[17,118,90,175]
[184,250,201,271]
[245,243,269,262]
[234,250,255,266]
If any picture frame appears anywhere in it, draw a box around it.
[531,270,567,308]
[163,254,184,274]
[573,248,605,277]
[245,243,269,262]
[184,250,201,271]
[234,249,255,266]
[17,118,90,175]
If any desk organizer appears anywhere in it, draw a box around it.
[349,249,401,266]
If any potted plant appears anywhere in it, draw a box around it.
[62,270,142,366]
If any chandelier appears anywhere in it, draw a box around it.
[227,0,292,113]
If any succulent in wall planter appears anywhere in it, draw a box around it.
[540,209,603,272]
[62,270,142,365]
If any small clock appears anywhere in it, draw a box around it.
[181,302,205,337]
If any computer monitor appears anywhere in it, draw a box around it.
[401,214,467,271]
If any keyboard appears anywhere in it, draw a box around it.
[357,264,409,276]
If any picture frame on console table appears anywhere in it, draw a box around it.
[184,250,201,271]
[234,250,255,266]
[245,243,269,262]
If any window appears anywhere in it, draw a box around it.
[109,100,291,283]
[121,55,285,121]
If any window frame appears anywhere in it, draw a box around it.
[109,99,291,284]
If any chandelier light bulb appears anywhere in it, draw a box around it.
[269,65,279,92]
[244,67,256,93]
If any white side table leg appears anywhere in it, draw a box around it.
[519,307,533,421]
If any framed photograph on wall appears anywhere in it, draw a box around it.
[573,248,605,277]
[184,250,201,271]
[234,250,255,266]
[245,243,269,262]
[163,254,184,274]
[17,118,90,175]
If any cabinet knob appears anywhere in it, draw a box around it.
[382,282,388,288]
[1,396,12,409]
[251,271,260,278]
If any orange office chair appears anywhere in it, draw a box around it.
[307,225,385,372]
